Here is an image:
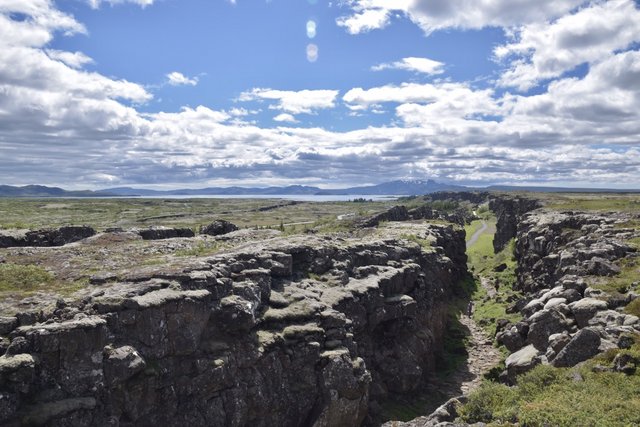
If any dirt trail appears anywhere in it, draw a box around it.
[466,221,488,248]
[383,222,503,426]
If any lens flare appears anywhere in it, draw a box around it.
[306,43,318,62]
[306,20,316,39]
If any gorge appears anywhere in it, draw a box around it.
[0,193,639,426]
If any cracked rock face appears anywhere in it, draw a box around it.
[495,205,640,381]
[0,223,466,426]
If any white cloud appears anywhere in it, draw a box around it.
[46,49,94,68]
[239,88,339,114]
[343,82,498,114]
[372,57,444,75]
[0,0,639,189]
[166,71,199,86]
[496,0,640,91]
[273,113,298,123]
[86,0,155,9]
[337,0,586,35]
[337,7,391,34]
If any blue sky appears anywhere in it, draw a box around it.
[1,0,639,189]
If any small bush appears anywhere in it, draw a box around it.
[458,380,517,423]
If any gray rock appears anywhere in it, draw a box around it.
[505,344,541,382]
[0,316,18,335]
[0,226,96,248]
[526,309,571,350]
[136,226,195,240]
[103,345,146,387]
[569,298,608,328]
[200,220,239,236]
[552,328,601,367]
[496,326,524,352]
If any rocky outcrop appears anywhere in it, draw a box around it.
[358,206,410,227]
[359,204,473,228]
[199,220,239,236]
[489,196,541,253]
[0,226,96,248]
[0,224,466,426]
[135,226,195,240]
[428,191,490,205]
[495,209,640,381]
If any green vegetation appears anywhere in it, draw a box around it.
[592,252,640,297]
[545,194,640,212]
[400,233,436,251]
[460,353,640,426]
[465,218,521,336]
[0,263,54,292]
[0,197,397,231]
[175,241,226,257]
[0,263,84,297]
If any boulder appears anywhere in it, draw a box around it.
[569,298,608,328]
[496,326,525,352]
[103,345,146,387]
[551,328,601,367]
[200,220,239,236]
[526,309,571,350]
[505,344,542,382]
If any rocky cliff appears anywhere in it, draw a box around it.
[489,196,541,253]
[496,209,640,381]
[0,223,466,426]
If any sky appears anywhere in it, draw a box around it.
[0,0,639,190]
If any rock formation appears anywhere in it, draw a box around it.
[489,196,541,253]
[0,223,466,426]
[495,207,640,382]
[199,220,239,236]
[0,226,96,248]
[135,227,195,240]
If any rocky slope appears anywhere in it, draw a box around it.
[496,208,640,382]
[0,223,466,426]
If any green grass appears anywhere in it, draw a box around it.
[464,220,485,240]
[465,218,521,336]
[460,360,640,426]
[545,194,640,212]
[592,253,640,296]
[0,198,398,231]
[465,219,497,273]
[0,263,85,297]
[174,241,226,257]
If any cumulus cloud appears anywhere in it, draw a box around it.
[337,0,586,35]
[239,88,339,114]
[1,0,639,189]
[496,0,640,91]
[343,82,498,115]
[273,113,298,123]
[372,57,444,75]
[166,71,199,86]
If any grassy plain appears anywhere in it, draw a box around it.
[0,197,399,231]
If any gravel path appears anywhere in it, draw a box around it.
[466,221,488,248]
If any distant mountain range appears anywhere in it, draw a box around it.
[0,180,638,198]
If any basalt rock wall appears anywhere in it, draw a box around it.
[489,196,541,253]
[0,224,466,426]
[496,209,640,382]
